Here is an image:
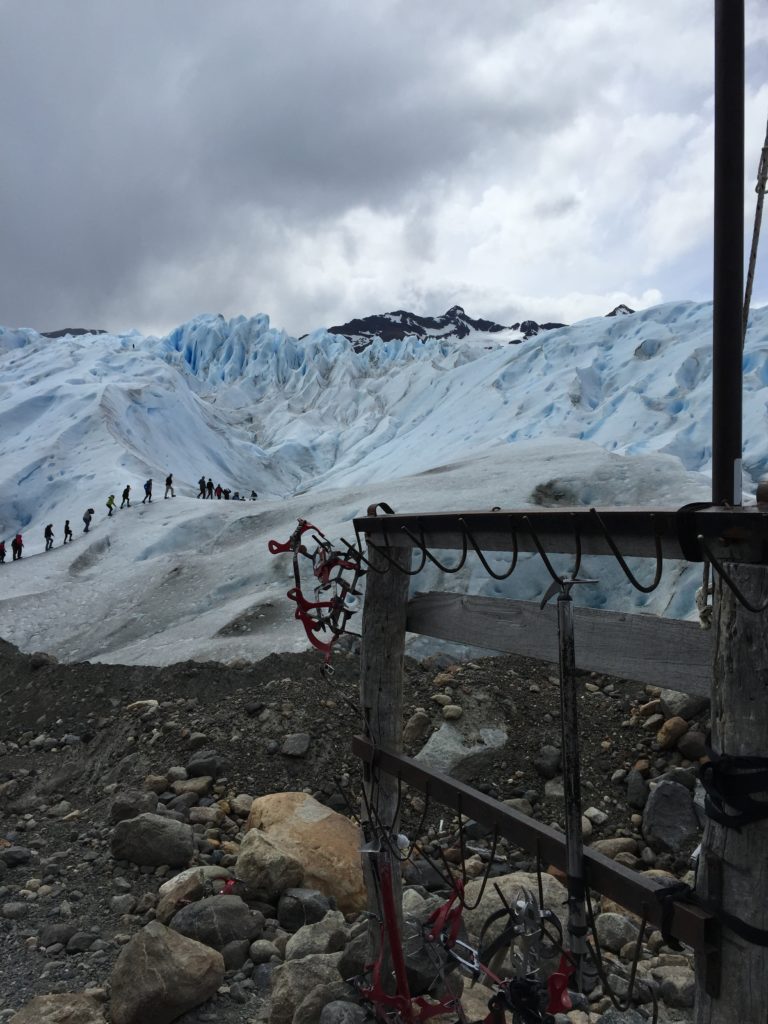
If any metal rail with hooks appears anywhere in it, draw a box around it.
[354,504,768,568]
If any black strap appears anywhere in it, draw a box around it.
[655,881,768,948]
[654,882,689,951]
[700,749,768,830]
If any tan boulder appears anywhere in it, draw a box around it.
[235,829,304,900]
[172,776,212,797]
[155,866,207,925]
[656,716,689,750]
[10,993,107,1023]
[110,921,224,1024]
[246,792,365,914]
[589,837,638,859]
[463,870,569,959]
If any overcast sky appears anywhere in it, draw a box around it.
[1,1,767,338]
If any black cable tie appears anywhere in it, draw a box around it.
[699,748,768,830]
[655,878,768,950]
[653,881,691,951]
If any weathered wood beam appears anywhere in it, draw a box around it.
[406,592,712,695]
[354,505,768,564]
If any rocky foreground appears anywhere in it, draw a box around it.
[0,638,710,1023]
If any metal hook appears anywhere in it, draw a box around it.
[401,520,468,574]
[523,515,564,585]
[590,507,664,593]
[459,515,520,580]
[365,520,428,576]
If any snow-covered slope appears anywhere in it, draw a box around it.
[0,299,765,666]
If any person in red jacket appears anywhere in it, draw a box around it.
[0,540,6,563]
[214,483,223,499]
[11,533,23,559]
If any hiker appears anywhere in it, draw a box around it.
[83,509,93,533]
[250,490,258,500]
[164,474,175,499]
[223,488,231,500]
[142,479,152,504]
[232,491,240,501]
[120,485,131,509]
[206,478,214,499]
[106,494,116,517]
[214,483,223,500]
[0,540,5,563]
[44,524,54,550]
[12,533,23,559]
[63,520,73,543]
[197,476,206,498]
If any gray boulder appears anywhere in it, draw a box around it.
[281,733,311,757]
[594,912,639,954]
[626,769,649,810]
[415,721,507,780]
[642,780,701,855]
[186,749,222,778]
[109,789,159,823]
[533,744,562,780]
[292,981,356,1024]
[320,1002,368,1024]
[284,910,349,960]
[337,929,368,980]
[659,688,709,722]
[278,888,334,932]
[269,952,343,1024]
[655,965,695,1008]
[597,1009,647,1023]
[170,894,264,950]
[111,813,194,867]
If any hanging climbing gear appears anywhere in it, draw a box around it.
[268,518,365,672]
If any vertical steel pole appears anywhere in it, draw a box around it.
[557,590,587,989]
[711,0,744,506]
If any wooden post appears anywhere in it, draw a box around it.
[695,563,768,1021]
[359,538,412,984]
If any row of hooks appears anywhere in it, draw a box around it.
[347,508,767,613]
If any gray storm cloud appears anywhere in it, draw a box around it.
[1,0,766,336]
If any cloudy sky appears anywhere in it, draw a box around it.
[1,1,767,338]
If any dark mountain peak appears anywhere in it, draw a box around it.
[41,327,107,339]
[328,305,567,350]
[606,304,635,317]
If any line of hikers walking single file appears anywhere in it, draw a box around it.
[195,476,257,501]
[2,473,258,562]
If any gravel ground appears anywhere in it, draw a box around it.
[0,636,702,1022]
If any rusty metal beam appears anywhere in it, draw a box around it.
[352,736,719,960]
[353,505,768,565]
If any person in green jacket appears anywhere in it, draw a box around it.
[106,495,116,517]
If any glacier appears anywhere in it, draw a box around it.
[0,299,765,665]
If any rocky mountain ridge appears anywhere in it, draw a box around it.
[328,303,636,349]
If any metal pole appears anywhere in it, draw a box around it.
[711,0,744,506]
[742,118,768,344]
[557,588,588,989]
